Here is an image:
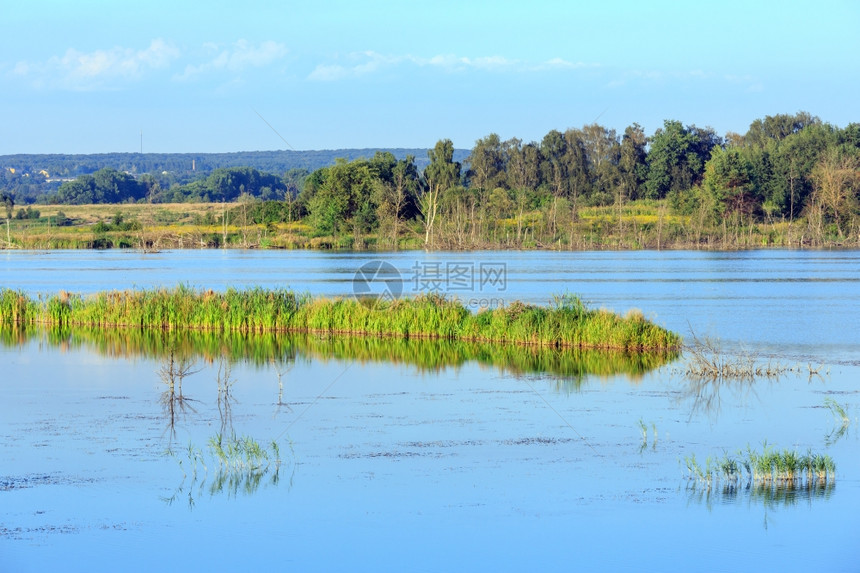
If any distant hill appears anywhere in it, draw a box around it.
[0,148,471,179]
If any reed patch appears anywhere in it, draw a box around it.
[0,287,681,351]
[683,443,836,490]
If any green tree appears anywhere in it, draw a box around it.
[421,139,461,246]
[467,133,505,191]
[645,120,720,199]
[702,147,759,218]
[765,123,837,219]
[374,155,420,247]
[562,129,590,204]
[54,168,147,204]
[619,123,647,202]
[1,192,13,219]
[539,130,569,198]
[580,123,620,205]
[306,159,375,237]
[809,147,860,238]
[744,111,820,148]
[504,138,540,192]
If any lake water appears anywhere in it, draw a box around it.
[1,249,858,572]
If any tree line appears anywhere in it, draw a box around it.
[288,112,859,246]
[5,111,858,248]
[0,148,467,204]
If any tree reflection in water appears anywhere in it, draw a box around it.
[157,347,200,444]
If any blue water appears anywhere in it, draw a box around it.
[1,249,858,572]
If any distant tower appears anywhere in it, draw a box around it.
[192,159,196,171]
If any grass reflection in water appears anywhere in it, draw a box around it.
[1,324,678,388]
[163,435,294,509]
[683,479,836,515]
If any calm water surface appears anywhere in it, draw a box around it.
[1,249,858,572]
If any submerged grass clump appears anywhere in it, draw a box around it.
[683,443,836,490]
[0,287,680,351]
[164,434,291,506]
[683,330,787,380]
[207,433,284,478]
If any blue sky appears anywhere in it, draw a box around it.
[2,0,858,154]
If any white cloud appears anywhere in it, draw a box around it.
[177,40,288,80]
[308,52,596,81]
[11,39,179,90]
[533,57,596,71]
[307,51,402,81]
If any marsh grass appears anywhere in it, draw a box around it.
[683,443,835,491]
[683,330,786,380]
[206,434,289,497]
[682,330,827,382]
[164,434,293,507]
[636,419,659,453]
[0,287,680,351]
[637,419,648,445]
[0,289,35,327]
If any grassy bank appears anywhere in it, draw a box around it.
[2,199,857,250]
[0,287,680,351]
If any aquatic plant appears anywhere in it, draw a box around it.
[683,444,835,490]
[0,286,681,351]
[637,419,658,452]
[164,434,292,506]
[683,330,786,380]
[0,289,35,326]
[637,419,648,444]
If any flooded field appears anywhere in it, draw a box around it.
[1,250,858,571]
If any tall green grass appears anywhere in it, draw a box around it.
[683,443,836,490]
[0,287,680,351]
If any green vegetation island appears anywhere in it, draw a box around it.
[0,287,680,351]
[2,111,858,250]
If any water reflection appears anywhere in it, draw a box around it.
[677,373,762,421]
[157,348,201,444]
[158,353,293,507]
[684,480,836,515]
[163,436,294,509]
[215,357,237,437]
[1,325,678,385]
